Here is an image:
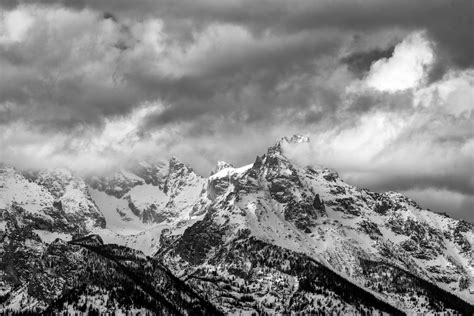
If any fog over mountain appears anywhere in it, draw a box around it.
[0,0,472,221]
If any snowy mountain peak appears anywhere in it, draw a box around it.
[168,156,193,174]
[268,134,310,156]
[289,134,310,143]
[278,134,310,146]
[34,168,80,198]
[214,161,234,173]
[164,157,204,195]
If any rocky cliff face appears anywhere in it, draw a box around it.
[0,136,473,314]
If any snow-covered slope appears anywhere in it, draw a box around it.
[88,157,206,226]
[85,157,209,255]
[0,166,105,235]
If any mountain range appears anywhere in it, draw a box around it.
[1,135,473,315]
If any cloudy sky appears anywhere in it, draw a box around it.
[0,0,473,220]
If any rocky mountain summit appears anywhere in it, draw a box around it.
[0,136,473,314]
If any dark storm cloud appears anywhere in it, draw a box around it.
[341,47,395,76]
[4,0,473,70]
[1,0,470,129]
[0,9,132,129]
[126,29,346,128]
[0,0,470,132]
[0,5,351,132]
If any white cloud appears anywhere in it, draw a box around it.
[284,111,409,170]
[0,8,34,43]
[0,103,169,174]
[366,31,434,92]
[414,69,474,117]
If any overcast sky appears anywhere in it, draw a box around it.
[0,0,473,221]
